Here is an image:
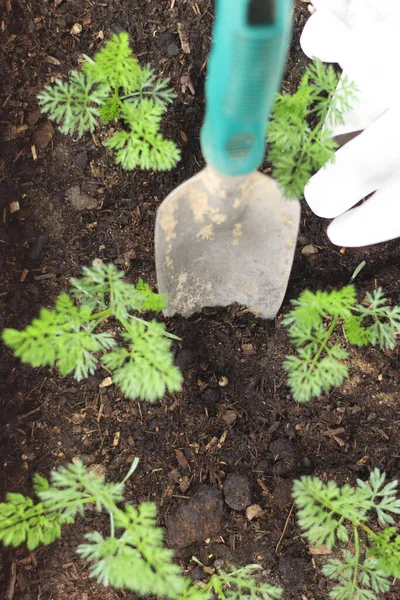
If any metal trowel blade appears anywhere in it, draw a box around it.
[155,167,300,319]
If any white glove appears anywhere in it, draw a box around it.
[300,0,400,247]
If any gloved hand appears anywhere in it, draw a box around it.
[300,0,400,247]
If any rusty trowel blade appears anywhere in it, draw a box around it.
[155,167,300,319]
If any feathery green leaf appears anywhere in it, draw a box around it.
[268,59,357,199]
[37,71,109,137]
[102,319,183,402]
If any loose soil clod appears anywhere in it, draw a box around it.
[165,485,223,549]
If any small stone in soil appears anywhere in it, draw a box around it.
[242,343,256,355]
[246,503,263,521]
[223,473,252,511]
[87,463,107,478]
[301,244,318,256]
[66,185,98,211]
[165,485,223,549]
[190,567,206,581]
[219,409,237,426]
[70,22,82,35]
[32,121,55,149]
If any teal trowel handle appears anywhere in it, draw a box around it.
[201,0,292,176]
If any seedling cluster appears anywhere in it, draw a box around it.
[294,469,400,600]
[283,284,400,403]
[38,33,180,171]
[2,262,182,402]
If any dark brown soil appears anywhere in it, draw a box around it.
[1,1,400,600]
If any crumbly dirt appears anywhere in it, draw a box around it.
[1,1,400,600]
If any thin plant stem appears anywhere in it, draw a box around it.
[352,526,360,593]
[88,308,112,321]
[110,511,115,538]
[311,316,339,367]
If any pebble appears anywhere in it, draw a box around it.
[32,121,55,149]
[202,387,221,417]
[241,343,256,356]
[66,185,98,211]
[219,409,237,426]
[223,473,252,511]
[218,376,229,387]
[99,376,112,388]
[270,438,297,477]
[301,244,318,256]
[87,463,107,478]
[165,485,223,549]
[70,23,82,35]
[246,504,263,521]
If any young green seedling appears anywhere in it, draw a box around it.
[37,32,180,171]
[202,562,282,600]
[268,59,357,199]
[283,284,400,403]
[0,461,282,598]
[293,469,400,600]
[2,262,182,402]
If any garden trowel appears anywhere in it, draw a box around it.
[155,0,300,319]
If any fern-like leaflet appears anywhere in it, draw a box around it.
[205,564,282,600]
[105,99,180,170]
[268,59,358,199]
[79,503,184,595]
[83,31,143,93]
[283,284,400,403]
[293,469,400,600]
[355,288,400,350]
[2,262,182,403]
[37,32,179,171]
[37,71,109,137]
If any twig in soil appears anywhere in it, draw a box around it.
[275,502,295,553]
[257,478,270,496]
[17,406,42,421]
[6,563,17,600]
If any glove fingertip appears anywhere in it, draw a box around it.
[300,10,347,63]
[304,177,343,220]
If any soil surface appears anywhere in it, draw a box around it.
[1,1,400,600]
